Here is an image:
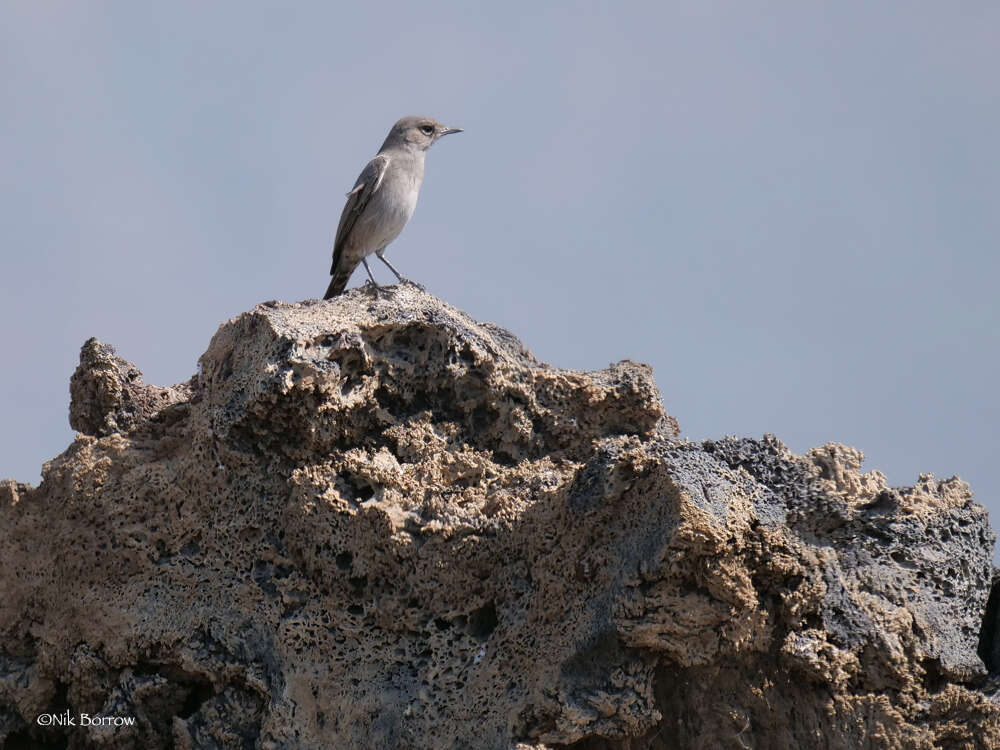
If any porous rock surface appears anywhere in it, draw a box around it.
[68,337,193,437]
[1,286,998,749]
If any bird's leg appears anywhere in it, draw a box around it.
[374,250,406,283]
[361,259,384,297]
[376,250,424,291]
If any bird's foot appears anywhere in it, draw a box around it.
[362,279,385,298]
[400,278,426,292]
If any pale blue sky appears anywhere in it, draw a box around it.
[2,3,998,555]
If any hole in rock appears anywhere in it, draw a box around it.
[343,473,375,501]
[178,678,214,719]
[467,602,498,641]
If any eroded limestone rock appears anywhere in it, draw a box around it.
[68,337,192,437]
[0,286,996,749]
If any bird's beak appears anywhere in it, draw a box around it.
[440,127,463,136]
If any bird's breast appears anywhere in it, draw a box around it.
[357,164,422,251]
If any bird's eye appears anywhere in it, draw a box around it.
[419,124,434,135]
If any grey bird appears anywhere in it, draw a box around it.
[323,116,462,299]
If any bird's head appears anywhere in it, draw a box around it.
[381,116,463,153]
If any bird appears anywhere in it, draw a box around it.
[323,116,463,299]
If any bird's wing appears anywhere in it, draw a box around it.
[330,154,390,274]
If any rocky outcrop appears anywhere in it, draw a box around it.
[1,286,997,749]
[68,337,193,437]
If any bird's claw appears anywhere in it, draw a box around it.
[400,278,425,292]
[362,280,385,298]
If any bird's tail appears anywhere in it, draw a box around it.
[323,263,356,299]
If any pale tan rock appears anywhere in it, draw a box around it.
[0,287,996,749]
[68,337,192,437]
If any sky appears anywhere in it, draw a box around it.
[2,2,998,556]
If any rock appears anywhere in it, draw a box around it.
[0,286,996,749]
[68,338,193,437]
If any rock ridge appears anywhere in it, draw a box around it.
[0,286,997,749]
